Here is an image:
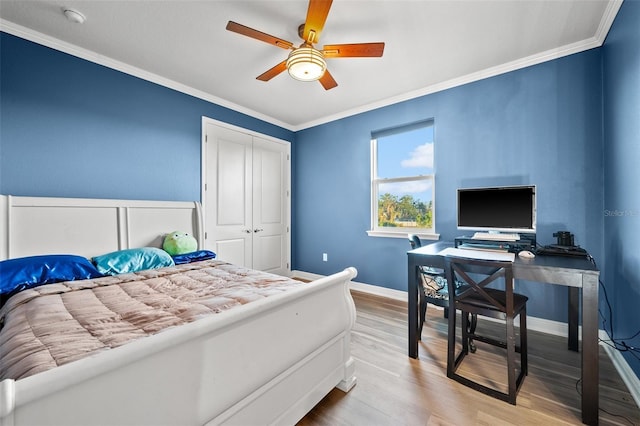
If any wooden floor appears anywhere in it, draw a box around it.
[298,291,640,426]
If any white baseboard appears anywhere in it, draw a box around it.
[294,270,408,302]
[600,330,640,408]
[293,269,640,408]
[293,271,572,337]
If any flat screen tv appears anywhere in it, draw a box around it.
[457,185,536,234]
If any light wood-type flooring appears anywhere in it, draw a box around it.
[298,291,640,426]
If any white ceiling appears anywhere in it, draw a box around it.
[0,0,622,130]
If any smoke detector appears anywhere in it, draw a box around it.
[63,8,86,24]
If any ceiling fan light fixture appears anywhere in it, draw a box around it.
[286,47,326,81]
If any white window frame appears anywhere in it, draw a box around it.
[367,123,439,240]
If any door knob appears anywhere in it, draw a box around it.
[254,228,264,233]
[244,229,252,233]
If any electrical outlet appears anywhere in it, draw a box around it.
[322,253,328,262]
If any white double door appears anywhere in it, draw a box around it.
[203,120,290,275]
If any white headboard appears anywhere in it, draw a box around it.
[0,195,203,260]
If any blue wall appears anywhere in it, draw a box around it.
[294,50,604,324]
[0,33,293,201]
[1,3,638,380]
[602,0,640,378]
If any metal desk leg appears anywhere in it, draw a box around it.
[581,274,599,425]
[408,258,419,359]
[568,287,579,352]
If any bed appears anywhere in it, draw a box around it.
[0,195,357,426]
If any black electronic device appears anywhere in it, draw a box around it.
[537,244,589,258]
[536,230,588,258]
[455,234,536,254]
[553,231,575,247]
[457,185,536,235]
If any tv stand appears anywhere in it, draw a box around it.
[455,233,536,253]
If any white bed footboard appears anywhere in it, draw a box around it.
[0,267,357,426]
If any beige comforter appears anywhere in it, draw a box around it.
[0,259,304,381]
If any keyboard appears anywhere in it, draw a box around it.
[439,247,515,262]
[472,232,520,241]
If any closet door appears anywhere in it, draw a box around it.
[252,137,288,275]
[204,123,253,267]
[203,121,290,275]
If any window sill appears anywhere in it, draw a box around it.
[366,230,440,240]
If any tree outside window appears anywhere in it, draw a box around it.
[370,120,435,237]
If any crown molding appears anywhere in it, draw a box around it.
[2,0,623,133]
[292,0,623,131]
[596,0,624,43]
[0,19,295,131]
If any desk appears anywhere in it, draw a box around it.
[408,241,600,425]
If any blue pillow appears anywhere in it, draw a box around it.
[0,254,103,296]
[171,250,216,265]
[92,247,175,275]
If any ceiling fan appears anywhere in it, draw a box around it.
[226,0,384,90]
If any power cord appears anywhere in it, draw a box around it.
[598,278,640,360]
[585,255,639,356]
[575,378,637,426]
[533,251,639,420]
[581,256,639,424]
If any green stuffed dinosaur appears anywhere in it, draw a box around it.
[162,231,197,256]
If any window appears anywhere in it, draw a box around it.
[368,120,437,239]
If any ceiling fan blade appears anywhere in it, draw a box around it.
[322,42,385,58]
[226,21,293,50]
[319,69,338,90]
[303,0,333,44]
[256,60,288,81]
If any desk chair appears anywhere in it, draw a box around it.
[444,256,528,405]
[408,235,477,342]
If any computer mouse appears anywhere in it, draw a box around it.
[518,250,535,259]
